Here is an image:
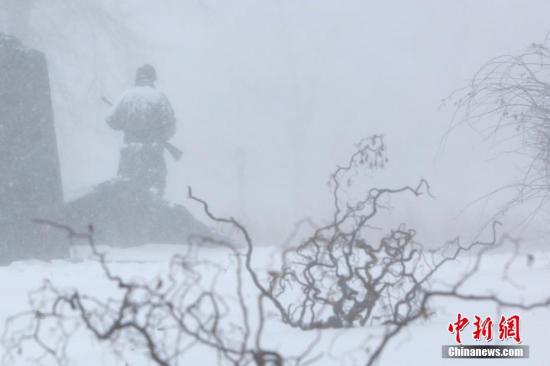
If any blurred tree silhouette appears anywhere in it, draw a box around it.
[449,34,550,217]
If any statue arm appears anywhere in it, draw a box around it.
[105,97,127,131]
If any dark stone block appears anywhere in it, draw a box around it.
[0,34,67,263]
[0,208,68,265]
[60,179,214,247]
[0,34,63,215]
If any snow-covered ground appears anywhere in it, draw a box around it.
[0,243,548,366]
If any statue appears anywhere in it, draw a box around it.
[61,66,211,247]
[0,37,215,262]
[106,64,178,196]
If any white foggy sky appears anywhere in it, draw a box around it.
[33,0,550,244]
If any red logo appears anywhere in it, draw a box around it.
[473,315,493,341]
[448,313,469,344]
[498,315,521,343]
[448,314,521,344]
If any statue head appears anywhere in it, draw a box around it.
[135,64,157,87]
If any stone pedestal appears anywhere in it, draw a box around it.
[61,179,213,247]
[0,34,66,263]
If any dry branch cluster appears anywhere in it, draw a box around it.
[1,228,321,366]
[3,136,550,366]
[261,136,429,330]
[449,37,550,208]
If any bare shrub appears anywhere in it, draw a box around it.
[447,35,550,213]
[3,136,550,366]
[189,136,550,366]
[1,222,320,366]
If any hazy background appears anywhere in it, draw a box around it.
[3,0,550,245]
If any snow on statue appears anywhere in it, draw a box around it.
[58,65,210,247]
[106,64,177,196]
